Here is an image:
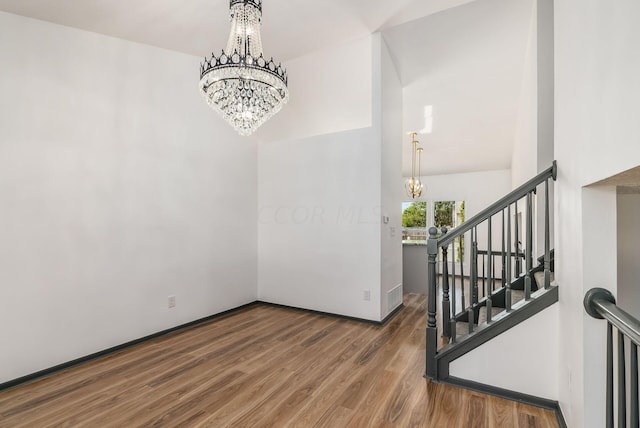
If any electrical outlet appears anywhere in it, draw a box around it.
[168,295,176,308]
[363,290,371,301]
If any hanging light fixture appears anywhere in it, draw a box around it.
[200,0,289,136]
[405,132,425,199]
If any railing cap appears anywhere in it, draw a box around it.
[584,287,616,319]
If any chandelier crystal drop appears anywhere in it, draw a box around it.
[200,0,289,136]
[405,132,425,199]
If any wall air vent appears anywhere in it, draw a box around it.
[388,284,403,310]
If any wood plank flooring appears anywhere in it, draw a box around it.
[0,294,558,427]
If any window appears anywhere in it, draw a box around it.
[434,200,465,261]
[402,201,427,243]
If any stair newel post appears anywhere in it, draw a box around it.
[506,204,513,312]
[425,227,439,379]
[441,227,451,339]
[514,199,521,277]
[501,210,506,288]
[544,179,551,290]
[487,215,493,323]
[472,227,479,305]
[525,192,533,300]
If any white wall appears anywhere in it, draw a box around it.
[402,245,428,295]
[0,12,258,383]
[617,191,640,316]
[450,304,559,399]
[511,0,554,261]
[257,127,382,321]
[555,0,640,425]
[536,0,554,172]
[511,0,555,189]
[257,35,403,322]
[378,35,403,317]
[511,0,538,189]
[256,35,373,143]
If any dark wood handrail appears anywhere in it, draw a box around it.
[584,288,640,345]
[437,161,557,248]
[584,287,640,428]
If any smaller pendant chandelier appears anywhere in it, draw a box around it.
[405,132,425,199]
[200,0,289,136]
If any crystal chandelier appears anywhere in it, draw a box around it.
[405,132,425,199]
[200,0,289,136]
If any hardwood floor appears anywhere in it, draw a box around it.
[0,294,558,427]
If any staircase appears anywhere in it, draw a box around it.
[452,251,555,339]
[425,162,558,382]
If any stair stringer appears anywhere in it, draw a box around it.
[448,296,559,400]
[434,286,558,386]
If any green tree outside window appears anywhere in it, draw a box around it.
[434,200,465,262]
[402,202,427,227]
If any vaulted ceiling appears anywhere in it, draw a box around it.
[0,0,477,59]
[384,0,534,176]
[0,0,534,177]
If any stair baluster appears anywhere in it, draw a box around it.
[481,252,486,299]
[501,210,506,289]
[632,343,639,428]
[525,192,533,300]
[514,199,521,277]
[441,227,451,339]
[472,227,479,305]
[544,179,551,289]
[527,192,534,274]
[607,323,614,427]
[492,253,496,289]
[460,238,466,313]
[506,204,512,312]
[450,233,458,342]
[452,234,457,317]
[617,331,627,427]
[487,215,493,323]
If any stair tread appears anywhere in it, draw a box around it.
[511,289,525,305]
[450,267,555,341]
[534,270,555,289]
[478,305,503,324]
[455,321,471,337]
[447,252,556,344]
[453,288,538,337]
